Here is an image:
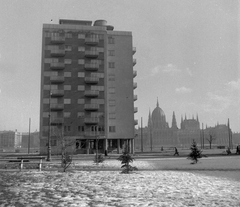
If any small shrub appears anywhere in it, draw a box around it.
[117,150,138,174]
[94,154,104,164]
[188,139,202,164]
[61,152,72,172]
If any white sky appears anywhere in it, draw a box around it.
[0,0,239,132]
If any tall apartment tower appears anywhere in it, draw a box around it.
[39,19,137,154]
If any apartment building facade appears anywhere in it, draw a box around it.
[39,19,137,155]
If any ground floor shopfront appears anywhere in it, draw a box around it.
[40,137,135,155]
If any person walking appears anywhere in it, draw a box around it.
[173,147,179,156]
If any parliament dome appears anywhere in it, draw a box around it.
[152,100,167,129]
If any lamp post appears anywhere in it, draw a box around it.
[47,85,52,161]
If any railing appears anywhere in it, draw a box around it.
[84,63,99,71]
[133,70,137,78]
[50,76,65,83]
[50,89,64,97]
[132,47,136,55]
[84,77,99,84]
[50,62,65,69]
[133,59,137,66]
[84,90,99,97]
[84,117,99,124]
[84,103,99,111]
[51,36,65,43]
[51,118,64,125]
[50,104,64,111]
[134,107,138,113]
[85,50,99,57]
[133,82,137,89]
[51,49,65,57]
[85,36,99,45]
[134,120,138,125]
[134,95,138,101]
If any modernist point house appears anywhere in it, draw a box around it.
[39,19,137,155]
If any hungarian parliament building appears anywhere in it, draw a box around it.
[135,100,238,151]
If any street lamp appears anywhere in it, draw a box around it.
[47,84,52,161]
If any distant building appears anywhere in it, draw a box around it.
[39,19,137,155]
[135,99,234,151]
[0,130,21,151]
[21,131,40,149]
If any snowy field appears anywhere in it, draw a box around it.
[0,157,240,206]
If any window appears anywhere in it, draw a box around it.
[43,112,49,118]
[78,33,85,39]
[109,126,116,132]
[109,113,116,119]
[64,85,71,90]
[91,85,104,91]
[108,62,115,68]
[65,33,72,38]
[109,100,116,106]
[78,47,85,52]
[108,37,115,44]
[64,72,71,77]
[78,85,85,91]
[108,50,115,56]
[64,99,71,104]
[77,99,84,104]
[78,59,85,64]
[64,112,71,118]
[64,59,72,64]
[68,126,71,131]
[78,112,84,117]
[78,72,85,78]
[108,74,115,81]
[65,45,72,51]
[109,87,115,94]
[78,126,84,132]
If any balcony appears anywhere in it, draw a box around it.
[134,107,138,113]
[133,59,137,66]
[84,77,99,84]
[85,50,99,58]
[84,63,99,71]
[84,103,99,111]
[134,95,138,101]
[132,47,136,55]
[84,117,99,125]
[50,36,65,44]
[133,70,137,78]
[84,90,99,97]
[50,62,65,70]
[51,49,65,57]
[134,119,138,125]
[84,130,101,137]
[50,104,64,111]
[133,82,137,89]
[51,118,64,125]
[50,76,65,83]
[85,37,99,45]
[50,89,64,97]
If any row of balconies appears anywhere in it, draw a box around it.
[50,62,99,71]
[50,49,99,58]
[50,36,100,45]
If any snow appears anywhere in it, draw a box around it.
[0,157,240,206]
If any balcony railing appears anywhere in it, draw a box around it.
[50,104,64,111]
[84,90,99,97]
[132,47,136,55]
[84,130,101,137]
[134,119,138,125]
[51,118,64,125]
[85,50,99,58]
[50,89,64,97]
[50,36,65,44]
[133,70,137,78]
[84,117,99,124]
[133,82,137,89]
[51,49,65,57]
[133,59,137,66]
[134,95,138,101]
[50,62,65,70]
[84,77,99,84]
[84,63,99,71]
[84,103,99,111]
[85,36,99,45]
[50,76,65,83]
[134,107,138,113]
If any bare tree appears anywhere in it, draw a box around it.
[206,131,216,149]
[51,125,75,172]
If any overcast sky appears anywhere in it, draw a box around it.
[0,0,239,132]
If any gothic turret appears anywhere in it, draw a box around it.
[171,111,178,130]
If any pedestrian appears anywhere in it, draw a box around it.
[236,145,240,155]
[173,147,179,156]
[226,147,231,155]
[104,149,108,157]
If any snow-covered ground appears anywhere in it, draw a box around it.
[0,157,240,206]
